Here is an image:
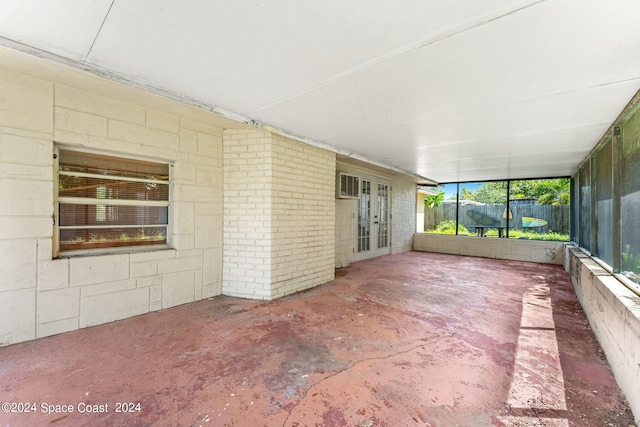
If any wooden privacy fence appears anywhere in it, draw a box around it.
[424,204,570,234]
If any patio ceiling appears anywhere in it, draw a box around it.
[1,0,639,183]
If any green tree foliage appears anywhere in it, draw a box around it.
[458,179,570,205]
[511,178,570,205]
[460,182,507,204]
[424,191,444,208]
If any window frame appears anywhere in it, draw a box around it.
[53,145,173,258]
[423,177,570,240]
[569,120,640,297]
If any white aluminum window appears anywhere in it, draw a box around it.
[55,148,171,256]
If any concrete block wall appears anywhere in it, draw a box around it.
[413,233,565,265]
[564,245,640,423]
[0,64,224,346]
[222,130,336,299]
[0,68,53,345]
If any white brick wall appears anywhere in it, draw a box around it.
[0,62,224,345]
[270,134,335,298]
[222,130,336,299]
[222,130,273,299]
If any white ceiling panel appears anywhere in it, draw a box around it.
[330,124,603,183]
[323,78,639,154]
[413,129,604,182]
[0,0,113,59]
[0,0,639,183]
[251,0,640,140]
[86,0,536,113]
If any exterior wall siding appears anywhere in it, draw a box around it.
[0,64,224,346]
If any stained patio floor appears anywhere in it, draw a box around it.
[0,251,635,427]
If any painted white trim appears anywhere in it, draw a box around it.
[58,171,169,185]
[58,197,169,207]
[59,224,168,230]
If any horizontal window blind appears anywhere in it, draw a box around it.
[57,149,170,253]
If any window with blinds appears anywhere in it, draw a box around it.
[56,149,170,255]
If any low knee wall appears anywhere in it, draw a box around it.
[564,244,640,425]
[412,233,564,264]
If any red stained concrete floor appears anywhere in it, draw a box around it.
[0,252,635,427]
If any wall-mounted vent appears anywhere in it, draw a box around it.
[337,172,360,199]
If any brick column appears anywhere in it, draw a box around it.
[222,130,335,299]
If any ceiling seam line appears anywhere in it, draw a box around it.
[84,0,116,62]
[422,122,613,148]
[496,76,640,108]
[247,0,549,115]
[323,76,640,141]
[328,120,612,150]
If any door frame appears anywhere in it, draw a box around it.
[352,173,392,262]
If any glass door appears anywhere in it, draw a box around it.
[354,175,391,261]
[376,181,390,254]
[357,179,371,254]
